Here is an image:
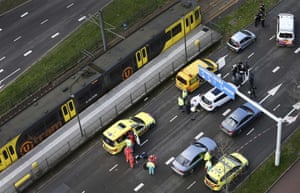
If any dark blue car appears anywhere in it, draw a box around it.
[220,102,261,136]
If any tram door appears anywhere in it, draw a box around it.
[136,46,148,69]
[61,99,77,122]
[183,12,195,34]
[0,144,18,171]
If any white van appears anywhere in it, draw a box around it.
[276,13,295,47]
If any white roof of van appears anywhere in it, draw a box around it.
[278,13,294,32]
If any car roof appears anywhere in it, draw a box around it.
[231,31,247,42]
[204,87,224,100]
[103,119,135,141]
[181,137,216,160]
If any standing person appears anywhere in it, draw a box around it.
[146,161,155,175]
[177,96,185,112]
[204,160,212,173]
[204,151,212,162]
[248,72,256,98]
[128,153,135,168]
[148,154,157,165]
[254,13,261,27]
[182,89,188,103]
[260,11,266,27]
[124,146,133,163]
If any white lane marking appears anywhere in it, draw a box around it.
[82,191,85,193]
[20,12,29,18]
[0,68,21,84]
[165,157,175,165]
[66,3,74,8]
[248,52,254,59]
[246,128,255,135]
[40,19,48,25]
[140,139,148,146]
[51,32,60,39]
[109,164,118,172]
[222,109,231,116]
[24,50,32,56]
[272,66,280,73]
[0,28,2,32]
[0,56,6,61]
[186,181,196,190]
[78,16,86,22]
[223,72,229,78]
[294,47,300,54]
[269,34,275,40]
[0,69,3,73]
[273,104,280,111]
[194,131,204,140]
[170,115,178,122]
[134,183,144,192]
[13,36,22,42]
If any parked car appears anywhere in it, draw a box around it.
[204,152,248,191]
[171,137,217,176]
[220,102,261,136]
[227,30,256,52]
[199,87,232,111]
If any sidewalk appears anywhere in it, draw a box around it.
[266,158,300,193]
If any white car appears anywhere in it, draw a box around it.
[199,87,232,111]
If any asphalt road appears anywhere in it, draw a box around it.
[26,0,300,193]
[0,0,110,89]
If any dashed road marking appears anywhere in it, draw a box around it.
[273,104,280,111]
[109,164,118,172]
[269,34,275,40]
[194,131,204,140]
[246,128,254,136]
[0,28,2,32]
[223,72,229,78]
[248,52,254,58]
[165,157,175,165]
[294,47,300,54]
[40,19,48,24]
[0,69,3,73]
[20,12,29,18]
[186,181,196,190]
[134,183,144,192]
[170,115,178,122]
[51,32,60,38]
[24,50,32,56]
[66,3,74,8]
[14,36,22,42]
[222,109,231,116]
[78,16,86,22]
[140,139,148,146]
[0,56,6,61]
[272,66,280,73]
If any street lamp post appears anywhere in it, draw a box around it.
[70,94,84,137]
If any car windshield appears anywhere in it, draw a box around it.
[192,141,206,149]
[241,30,251,36]
[225,117,238,127]
[176,75,187,85]
[240,105,254,114]
[201,95,212,105]
[130,117,144,125]
[227,154,242,165]
[228,38,239,48]
[102,135,115,147]
[176,155,191,166]
[279,33,293,38]
[206,173,218,184]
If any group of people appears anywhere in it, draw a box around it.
[231,61,249,86]
[254,3,266,27]
[124,131,157,175]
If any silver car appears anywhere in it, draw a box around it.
[171,137,217,176]
[227,30,256,52]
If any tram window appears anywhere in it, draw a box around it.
[186,18,189,27]
[195,10,200,20]
[190,15,194,24]
[9,146,14,155]
[162,31,171,42]
[172,24,182,36]
[63,106,68,115]
[136,52,141,61]
[3,150,8,159]
[0,158,2,163]
[142,48,146,56]
[69,101,74,111]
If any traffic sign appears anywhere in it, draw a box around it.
[199,66,236,99]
